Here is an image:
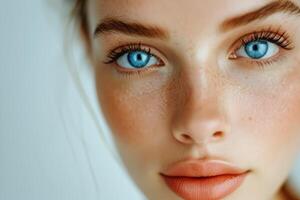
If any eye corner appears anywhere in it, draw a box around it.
[226,44,241,60]
[226,38,245,60]
[227,51,238,60]
[152,54,166,66]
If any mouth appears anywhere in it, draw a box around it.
[160,159,250,200]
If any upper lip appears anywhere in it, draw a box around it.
[160,159,248,178]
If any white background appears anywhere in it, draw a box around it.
[0,0,299,200]
[0,0,145,199]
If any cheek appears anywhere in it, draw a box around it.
[95,68,173,149]
[228,70,300,164]
[224,69,300,193]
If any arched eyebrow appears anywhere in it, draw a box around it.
[220,0,300,32]
[93,18,169,40]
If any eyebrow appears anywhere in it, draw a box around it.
[93,18,169,40]
[220,0,300,32]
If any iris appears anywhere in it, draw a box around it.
[244,40,269,59]
[127,51,151,68]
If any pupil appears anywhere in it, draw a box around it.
[253,44,258,51]
[137,54,142,61]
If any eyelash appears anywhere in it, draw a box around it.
[241,29,292,50]
[103,27,294,75]
[229,27,294,67]
[104,42,157,64]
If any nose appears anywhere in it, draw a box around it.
[171,68,228,145]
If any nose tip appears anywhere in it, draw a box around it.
[169,63,228,146]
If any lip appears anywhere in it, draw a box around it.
[160,159,249,200]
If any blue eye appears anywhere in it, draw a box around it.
[245,41,268,59]
[236,40,279,60]
[116,50,160,69]
[127,51,151,68]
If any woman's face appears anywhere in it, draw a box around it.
[85,0,300,199]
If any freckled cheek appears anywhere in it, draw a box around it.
[95,72,172,147]
[230,83,300,151]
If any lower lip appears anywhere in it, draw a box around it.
[161,173,248,200]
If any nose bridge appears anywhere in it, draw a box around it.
[171,64,227,145]
[181,60,222,114]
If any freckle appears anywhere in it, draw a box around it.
[248,117,252,121]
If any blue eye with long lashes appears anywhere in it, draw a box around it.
[125,51,152,68]
[237,40,279,60]
[104,43,163,70]
[232,29,293,61]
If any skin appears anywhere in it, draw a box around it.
[81,0,300,199]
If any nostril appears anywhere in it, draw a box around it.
[213,131,224,138]
[176,130,225,144]
[181,133,192,142]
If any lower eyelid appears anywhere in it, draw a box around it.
[114,63,158,75]
[231,49,286,68]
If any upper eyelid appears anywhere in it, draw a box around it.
[110,43,150,56]
[240,29,291,45]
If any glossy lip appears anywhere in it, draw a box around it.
[160,159,250,200]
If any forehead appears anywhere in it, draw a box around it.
[87,0,270,34]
